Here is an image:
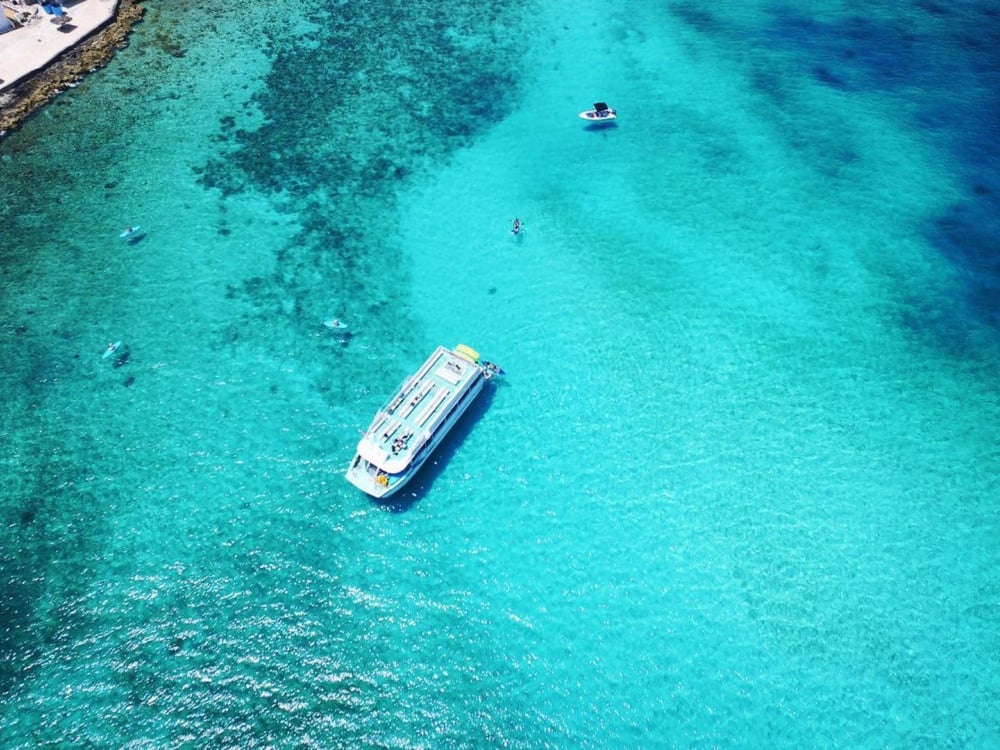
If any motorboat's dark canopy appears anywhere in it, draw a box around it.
[594,102,610,112]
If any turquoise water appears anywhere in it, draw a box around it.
[2,0,1000,746]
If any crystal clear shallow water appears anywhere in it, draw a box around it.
[2,0,1000,747]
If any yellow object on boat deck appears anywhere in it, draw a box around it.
[455,344,480,363]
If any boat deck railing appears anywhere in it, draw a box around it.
[416,388,450,427]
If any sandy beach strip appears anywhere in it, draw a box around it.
[0,0,143,135]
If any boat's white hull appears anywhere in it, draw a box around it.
[578,110,617,121]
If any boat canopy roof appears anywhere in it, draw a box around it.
[594,102,609,111]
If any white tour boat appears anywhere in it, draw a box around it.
[345,344,503,499]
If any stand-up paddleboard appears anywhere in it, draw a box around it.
[103,341,122,359]
[324,319,349,331]
[119,225,140,238]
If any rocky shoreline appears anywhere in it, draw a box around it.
[0,0,144,136]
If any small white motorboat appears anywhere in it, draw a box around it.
[578,102,617,122]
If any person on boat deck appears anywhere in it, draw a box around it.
[511,218,521,234]
[106,342,117,353]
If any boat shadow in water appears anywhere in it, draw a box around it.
[583,121,618,133]
[376,384,499,513]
